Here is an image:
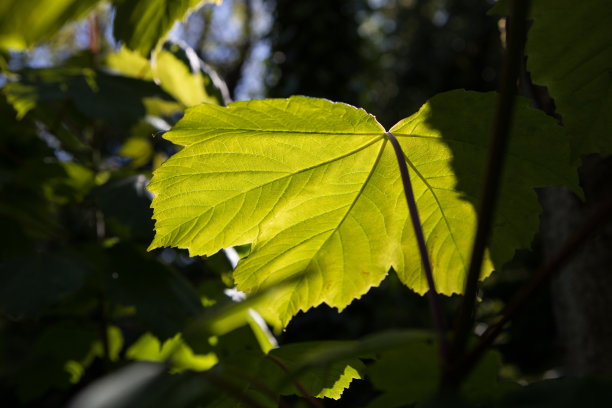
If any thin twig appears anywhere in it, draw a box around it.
[267,354,323,408]
[386,131,449,364]
[455,192,612,381]
[445,0,530,389]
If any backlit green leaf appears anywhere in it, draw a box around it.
[149,92,578,329]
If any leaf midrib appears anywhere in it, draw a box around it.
[237,138,390,312]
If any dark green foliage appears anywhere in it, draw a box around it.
[0,251,91,318]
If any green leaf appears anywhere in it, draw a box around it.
[43,161,95,204]
[491,0,612,157]
[153,43,227,107]
[267,342,365,399]
[126,332,218,372]
[148,92,578,329]
[528,0,612,157]
[104,42,228,107]
[113,0,222,57]
[104,45,155,80]
[209,342,364,402]
[3,67,177,126]
[0,0,101,50]
[367,340,505,407]
[390,91,581,291]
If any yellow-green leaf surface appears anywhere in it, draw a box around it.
[149,91,578,329]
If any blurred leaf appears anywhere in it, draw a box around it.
[104,243,204,340]
[119,134,154,168]
[0,251,91,318]
[43,161,95,204]
[0,0,101,50]
[127,332,218,372]
[113,0,222,57]
[185,272,309,339]
[3,67,176,126]
[154,44,226,107]
[104,46,154,80]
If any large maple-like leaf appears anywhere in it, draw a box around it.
[148,91,578,329]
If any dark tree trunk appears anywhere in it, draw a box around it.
[540,154,612,375]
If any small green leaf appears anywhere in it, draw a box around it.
[149,92,578,329]
[127,332,218,372]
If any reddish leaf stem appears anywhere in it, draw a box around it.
[445,0,530,389]
[386,131,449,364]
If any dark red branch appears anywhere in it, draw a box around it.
[386,131,449,364]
